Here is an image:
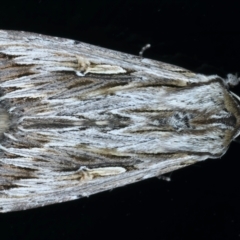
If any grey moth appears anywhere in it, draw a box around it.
[0,30,239,212]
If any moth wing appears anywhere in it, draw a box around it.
[0,30,208,84]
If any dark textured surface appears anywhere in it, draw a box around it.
[0,0,240,239]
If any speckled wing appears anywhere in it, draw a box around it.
[0,30,240,212]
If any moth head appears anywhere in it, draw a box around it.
[226,73,240,88]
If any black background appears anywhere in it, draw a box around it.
[1,0,240,239]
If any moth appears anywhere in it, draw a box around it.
[0,30,239,213]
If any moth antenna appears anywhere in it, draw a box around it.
[139,43,151,57]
